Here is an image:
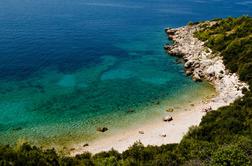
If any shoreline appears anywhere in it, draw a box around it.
[70,91,215,155]
[164,22,247,106]
[71,22,248,156]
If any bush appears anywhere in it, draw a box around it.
[211,145,251,166]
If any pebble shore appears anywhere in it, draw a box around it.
[164,22,248,109]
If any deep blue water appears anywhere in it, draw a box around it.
[0,0,251,146]
[0,0,251,80]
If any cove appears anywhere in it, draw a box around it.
[0,0,251,149]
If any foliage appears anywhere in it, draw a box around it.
[195,16,252,77]
[0,16,252,166]
[211,145,251,166]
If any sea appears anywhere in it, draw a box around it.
[0,0,251,147]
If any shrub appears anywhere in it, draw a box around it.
[211,145,251,166]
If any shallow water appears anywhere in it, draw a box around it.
[0,0,251,147]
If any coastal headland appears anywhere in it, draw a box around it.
[71,21,248,155]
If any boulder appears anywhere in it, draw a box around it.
[202,107,212,113]
[96,127,108,132]
[192,73,201,82]
[185,69,193,76]
[206,66,216,77]
[193,63,200,68]
[83,143,89,147]
[165,28,177,36]
[166,108,174,112]
[164,27,171,32]
[160,133,166,137]
[163,115,173,122]
[164,45,169,50]
[219,74,224,79]
[184,61,193,68]
[139,131,144,134]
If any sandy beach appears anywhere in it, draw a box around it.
[71,22,248,156]
[71,100,210,155]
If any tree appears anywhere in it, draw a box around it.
[211,145,251,166]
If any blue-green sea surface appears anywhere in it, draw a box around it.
[0,0,251,148]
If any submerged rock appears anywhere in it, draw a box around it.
[12,127,22,131]
[166,108,174,112]
[96,127,108,132]
[164,45,172,50]
[127,109,135,113]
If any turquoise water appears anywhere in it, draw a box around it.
[0,0,251,147]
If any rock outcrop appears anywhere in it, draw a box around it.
[164,23,248,108]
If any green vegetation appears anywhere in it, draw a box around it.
[188,21,199,26]
[195,16,252,77]
[1,16,252,166]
